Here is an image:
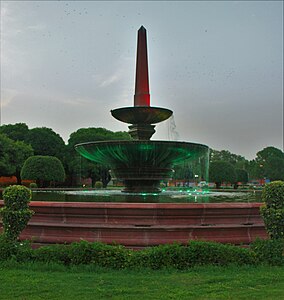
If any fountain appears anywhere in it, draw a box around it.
[0,27,267,248]
[75,26,209,193]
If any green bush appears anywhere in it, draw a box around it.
[260,181,284,239]
[251,238,284,266]
[0,185,34,241]
[0,235,32,261]
[95,181,103,189]
[2,185,31,210]
[21,155,65,187]
[29,241,257,269]
[262,181,284,209]
[29,182,38,189]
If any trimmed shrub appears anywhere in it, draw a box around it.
[95,181,103,189]
[29,182,38,189]
[0,235,32,261]
[251,238,284,266]
[0,185,34,241]
[2,185,31,210]
[260,181,284,239]
[21,155,65,187]
[261,181,284,209]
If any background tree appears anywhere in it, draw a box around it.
[21,155,66,187]
[210,149,248,169]
[67,127,131,187]
[248,147,284,181]
[209,161,236,189]
[25,127,66,162]
[234,169,249,189]
[10,141,34,184]
[0,134,16,176]
[0,123,29,142]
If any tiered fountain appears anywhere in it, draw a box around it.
[0,27,267,248]
[75,26,209,192]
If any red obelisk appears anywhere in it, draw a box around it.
[134,26,150,107]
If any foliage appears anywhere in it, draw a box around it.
[262,181,284,209]
[29,182,38,188]
[209,161,236,188]
[251,238,284,266]
[0,133,34,183]
[1,238,284,270]
[25,127,66,164]
[210,149,247,169]
[95,181,103,189]
[233,168,249,188]
[0,134,16,176]
[10,141,34,184]
[0,240,259,269]
[21,155,66,187]
[0,185,34,241]
[235,169,248,183]
[0,235,32,261]
[67,127,131,186]
[2,184,32,210]
[260,181,284,239]
[0,123,29,142]
[249,147,284,181]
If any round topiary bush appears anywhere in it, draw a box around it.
[0,185,34,241]
[21,155,65,187]
[95,181,103,189]
[29,182,38,189]
[260,181,284,239]
[3,185,32,210]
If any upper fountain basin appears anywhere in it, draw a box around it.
[75,140,208,168]
[111,106,173,125]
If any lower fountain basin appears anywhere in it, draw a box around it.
[75,140,209,193]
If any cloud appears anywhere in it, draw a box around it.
[0,88,19,107]
[99,74,120,88]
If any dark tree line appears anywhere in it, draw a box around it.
[0,123,130,187]
[0,123,283,188]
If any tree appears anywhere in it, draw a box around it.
[249,147,284,181]
[0,123,29,142]
[234,169,249,189]
[209,161,236,189]
[21,156,65,187]
[0,134,34,182]
[10,141,34,184]
[210,149,247,169]
[67,127,131,187]
[25,127,66,163]
[0,134,16,176]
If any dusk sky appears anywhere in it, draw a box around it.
[1,1,283,160]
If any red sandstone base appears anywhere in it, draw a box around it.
[0,201,267,248]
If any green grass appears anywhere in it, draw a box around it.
[0,262,283,299]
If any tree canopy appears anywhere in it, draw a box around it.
[248,147,284,181]
[0,123,29,142]
[209,161,236,189]
[0,134,16,177]
[66,127,131,187]
[25,127,66,162]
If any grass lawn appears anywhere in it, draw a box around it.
[0,262,283,299]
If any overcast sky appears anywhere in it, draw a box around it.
[1,1,283,160]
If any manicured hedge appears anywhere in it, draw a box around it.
[0,238,282,269]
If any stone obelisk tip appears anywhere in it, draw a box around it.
[134,26,150,107]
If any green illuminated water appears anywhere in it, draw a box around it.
[30,190,262,203]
